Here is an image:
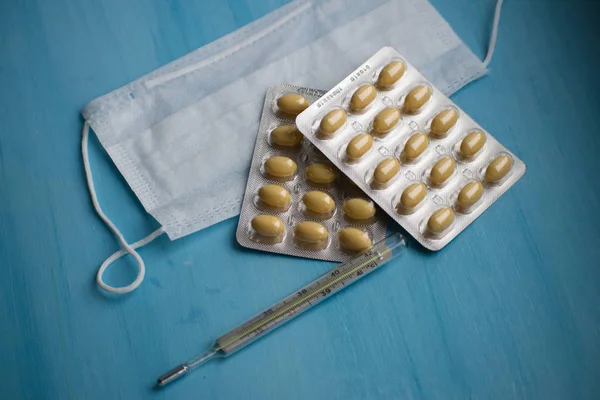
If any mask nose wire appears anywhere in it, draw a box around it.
[82,121,166,294]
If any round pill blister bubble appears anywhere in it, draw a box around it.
[338,228,372,253]
[377,61,406,89]
[258,184,291,211]
[293,221,329,250]
[270,125,303,148]
[302,191,336,217]
[460,130,486,159]
[485,154,513,184]
[343,198,376,221]
[306,163,338,185]
[430,108,459,138]
[350,84,377,112]
[427,207,455,235]
[403,132,429,161]
[319,109,347,136]
[430,156,455,187]
[277,93,309,116]
[372,107,401,136]
[264,156,297,180]
[457,181,484,211]
[403,85,432,114]
[251,214,285,244]
[398,182,427,214]
[373,157,401,186]
[346,133,373,161]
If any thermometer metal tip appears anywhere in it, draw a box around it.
[157,364,189,387]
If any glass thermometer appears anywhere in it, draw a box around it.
[157,233,407,387]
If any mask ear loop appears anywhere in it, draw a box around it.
[482,0,504,68]
[82,121,166,294]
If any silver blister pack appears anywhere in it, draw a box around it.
[236,85,388,261]
[296,47,526,251]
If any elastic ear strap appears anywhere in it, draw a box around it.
[97,226,166,293]
[483,0,504,68]
[82,121,166,294]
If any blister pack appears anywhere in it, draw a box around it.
[236,85,388,261]
[296,47,525,251]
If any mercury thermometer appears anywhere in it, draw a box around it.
[157,233,407,387]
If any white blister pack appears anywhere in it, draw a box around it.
[296,47,526,251]
[236,85,388,261]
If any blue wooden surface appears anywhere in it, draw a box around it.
[1,0,600,398]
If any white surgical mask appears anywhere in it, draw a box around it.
[82,0,503,294]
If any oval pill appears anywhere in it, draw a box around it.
[403,132,429,161]
[460,131,486,158]
[377,61,406,88]
[338,228,372,252]
[346,133,373,160]
[404,85,432,113]
[343,198,376,220]
[372,107,401,134]
[485,154,513,183]
[374,158,400,185]
[430,108,459,137]
[427,208,455,234]
[251,215,285,237]
[293,221,328,244]
[350,84,377,111]
[457,181,484,209]
[303,191,335,214]
[258,184,291,208]
[399,183,427,210]
[277,93,309,116]
[265,156,297,178]
[430,157,455,186]
[271,125,303,147]
[306,163,338,184]
[320,109,347,135]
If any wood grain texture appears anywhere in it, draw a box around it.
[1,0,599,398]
